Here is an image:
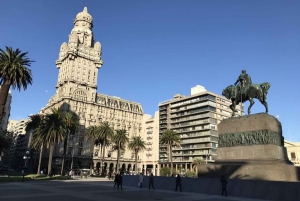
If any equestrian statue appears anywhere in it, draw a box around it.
[222,70,271,117]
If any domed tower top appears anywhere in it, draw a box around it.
[74,7,93,27]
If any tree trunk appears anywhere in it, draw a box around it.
[47,145,54,176]
[0,81,10,123]
[170,146,173,175]
[101,140,106,176]
[135,150,138,174]
[89,137,94,175]
[37,144,43,175]
[116,141,120,173]
[61,134,68,175]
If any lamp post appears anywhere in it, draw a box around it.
[23,151,31,168]
[22,151,30,181]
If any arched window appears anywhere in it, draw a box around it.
[73,90,87,101]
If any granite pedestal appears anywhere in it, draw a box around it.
[198,113,299,181]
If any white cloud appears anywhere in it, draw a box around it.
[45,90,48,93]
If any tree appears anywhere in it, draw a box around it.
[26,114,44,174]
[98,121,114,175]
[85,125,101,174]
[160,166,171,176]
[160,129,181,175]
[112,129,129,173]
[192,158,205,175]
[60,111,79,175]
[128,136,146,174]
[0,47,33,123]
[0,130,12,154]
[39,108,67,176]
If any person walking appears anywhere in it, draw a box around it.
[114,174,119,188]
[117,173,123,191]
[148,173,155,190]
[220,175,228,196]
[139,173,144,188]
[175,174,182,192]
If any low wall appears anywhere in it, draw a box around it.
[123,175,300,201]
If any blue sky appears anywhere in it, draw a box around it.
[1,0,299,141]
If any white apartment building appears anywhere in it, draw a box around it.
[41,7,144,173]
[158,85,243,173]
[141,111,159,175]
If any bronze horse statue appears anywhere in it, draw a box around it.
[222,82,271,117]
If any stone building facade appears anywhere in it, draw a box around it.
[41,7,143,173]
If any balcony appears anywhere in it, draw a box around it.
[146,153,152,157]
[147,136,153,140]
[146,148,152,151]
[147,131,153,134]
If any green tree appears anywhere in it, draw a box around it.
[26,114,44,174]
[39,108,67,176]
[0,47,33,123]
[98,121,114,175]
[112,129,129,173]
[185,170,196,178]
[128,136,146,174]
[60,111,79,175]
[0,130,12,154]
[160,166,171,176]
[192,157,205,175]
[160,129,181,175]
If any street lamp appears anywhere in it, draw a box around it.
[23,151,31,167]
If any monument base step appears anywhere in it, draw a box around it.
[198,163,300,181]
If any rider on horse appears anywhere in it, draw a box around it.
[234,70,252,96]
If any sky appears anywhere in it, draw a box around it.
[0,0,299,141]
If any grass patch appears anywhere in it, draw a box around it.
[0,175,71,182]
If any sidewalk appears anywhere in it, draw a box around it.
[0,177,272,201]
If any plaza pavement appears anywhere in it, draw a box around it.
[0,177,271,201]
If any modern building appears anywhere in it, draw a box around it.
[41,7,144,173]
[4,118,35,170]
[284,140,300,166]
[0,90,12,131]
[158,85,243,173]
[141,111,160,175]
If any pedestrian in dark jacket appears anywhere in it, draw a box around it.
[175,174,182,192]
[114,174,118,188]
[117,174,123,190]
[220,175,228,196]
[148,173,155,190]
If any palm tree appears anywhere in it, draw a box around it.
[85,125,101,174]
[0,47,33,123]
[61,111,79,175]
[98,121,114,174]
[160,129,181,174]
[192,158,205,175]
[25,114,44,174]
[39,108,67,176]
[128,136,146,174]
[112,129,129,173]
[0,130,12,154]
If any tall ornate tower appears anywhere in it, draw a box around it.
[43,7,144,172]
[55,7,103,102]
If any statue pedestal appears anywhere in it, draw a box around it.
[198,113,299,181]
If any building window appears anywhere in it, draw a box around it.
[291,152,296,160]
[78,148,82,156]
